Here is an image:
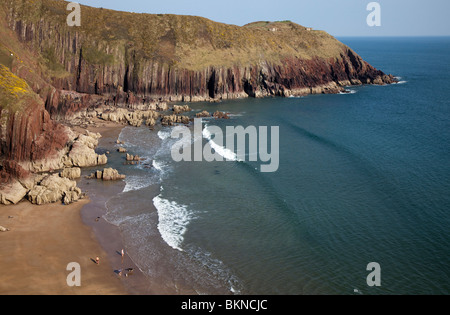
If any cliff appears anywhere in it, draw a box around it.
[0,64,68,183]
[1,0,395,119]
[0,0,396,198]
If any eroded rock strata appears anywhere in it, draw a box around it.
[0,0,397,204]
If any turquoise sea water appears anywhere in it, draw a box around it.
[94,37,450,294]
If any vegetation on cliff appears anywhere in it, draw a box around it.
[1,0,395,106]
[0,64,35,111]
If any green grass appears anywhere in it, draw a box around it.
[1,0,348,72]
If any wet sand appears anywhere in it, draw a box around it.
[79,120,176,295]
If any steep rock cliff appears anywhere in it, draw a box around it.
[1,0,395,120]
[0,0,397,190]
[0,64,68,184]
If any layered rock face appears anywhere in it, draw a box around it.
[1,0,395,120]
[0,0,397,205]
[0,64,70,186]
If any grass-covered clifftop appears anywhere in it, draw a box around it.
[3,0,346,70]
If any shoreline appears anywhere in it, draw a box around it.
[0,120,165,295]
[78,121,168,294]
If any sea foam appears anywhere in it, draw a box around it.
[202,125,241,162]
[339,89,357,95]
[123,175,153,193]
[153,195,194,252]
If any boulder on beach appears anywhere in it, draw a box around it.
[89,168,126,181]
[27,174,83,205]
[0,178,27,205]
[118,147,127,153]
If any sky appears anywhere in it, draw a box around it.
[73,0,450,37]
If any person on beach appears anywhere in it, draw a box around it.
[95,256,100,265]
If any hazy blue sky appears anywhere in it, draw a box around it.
[74,0,450,36]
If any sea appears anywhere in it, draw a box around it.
[82,37,450,295]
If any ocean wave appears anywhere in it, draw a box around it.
[158,129,172,140]
[202,125,241,162]
[123,175,153,193]
[152,159,172,180]
[394,76,407,84]
[153,195,194,252]
[339,89,357,95]
[152,159,165,172]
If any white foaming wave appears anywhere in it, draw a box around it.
[202,126,241,162]
[153,195,193,252]
[158,129,172,140]
[123,175,153,193]
[152,159,165,172]
[152,159,172,180]
[394,76,407,84]
[339,89,357,95]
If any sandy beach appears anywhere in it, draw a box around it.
[0,199,127,295]
[0,121,148,295]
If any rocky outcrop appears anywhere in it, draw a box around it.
[0,65,70,179]
[60,167,81,180]
[173,105,191,115]
[27,174,83,205]
[63,131,107,168]
[126,154,142,162]
[0,178,27,205]
[161,115,191,126]
[213,111,230,120]
[196,111,212,118]
[88,168,126,181]
[98,107,161,128]
[0,127,108,205]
